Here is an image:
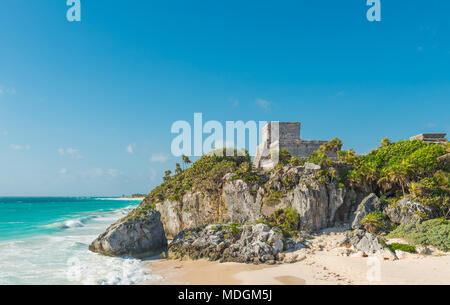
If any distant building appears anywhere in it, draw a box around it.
[253,122,332,170]
[410,133,447,144]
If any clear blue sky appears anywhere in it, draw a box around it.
[0,1,449,196]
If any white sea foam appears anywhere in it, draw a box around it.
[0,205,162,285]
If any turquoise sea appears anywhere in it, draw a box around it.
[0,197,162,285]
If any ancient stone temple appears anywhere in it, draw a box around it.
[253,122,330,170]
[410,133,447,144]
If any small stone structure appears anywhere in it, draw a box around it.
[253,122,331,170]
[410,133,447,144]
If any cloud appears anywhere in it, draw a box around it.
[10,144,30,150]
[85,168,104,178]
[126,143,135,154]
[0,86,16,97]
[336,91,345,96]
[59,168,68,175]
[255,98,271,112]
[1,130,7,136]
[149,153,171,163]
[106,169,121,178]
[229,98,239,107]
[426,123,437,128]
[59,148,83,159]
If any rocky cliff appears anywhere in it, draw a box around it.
[149,163,365,239]
[89,140,449,260]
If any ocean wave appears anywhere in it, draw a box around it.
[42,208,133,231]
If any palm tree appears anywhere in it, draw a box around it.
[182,155,191,169]
[163,170,172,182]
[381,138,391,147]
[388,163,410,196]
[175,163,183,175]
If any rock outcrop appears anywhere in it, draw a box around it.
[89,209,167,258]
[385,198,432,226]
[342,229,397,260]
[168,223,284,264]
[351,193,383,229]
[152,164,365,239]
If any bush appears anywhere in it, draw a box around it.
[258,208,301,237]
[262,191,285,206]
[361,211,389,233]
[144,150,251,206]
[388,218,450,252]
[388,243,416,254]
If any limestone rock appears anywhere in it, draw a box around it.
[89,209,167,258]
[140,163,366,240]
[281,250,307,264]
[168,223,284,264]
[394,250,413,260]
[342,229,396,259]
[351,193,383,229]
[376,248,398,261]
[304,162,321,173]
[416,245,430,255]
[385,198,432,226]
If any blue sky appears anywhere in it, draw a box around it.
[0,1,449,196]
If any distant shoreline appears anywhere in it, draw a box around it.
[95,197,145,201]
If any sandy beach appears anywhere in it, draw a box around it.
[145,232,450,285]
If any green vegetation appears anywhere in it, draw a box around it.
[307,137,343,166]
[134,135,448,247]
[262,190,285,206]
[145,149,251,205]
[305,139,449,218]
[258,208,301,237]
[388,243,416,254]
[210,223,243,240]
[388,218,450,252]
[130,193,146,198]
[361,211,389,233]
[346,140,447,194]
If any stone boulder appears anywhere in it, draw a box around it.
[304,162,321,173]
[89,209,167,258]
[351,193,383,229]
[168,223,284,264]
[385,198,432,226]
[342,229,396,260]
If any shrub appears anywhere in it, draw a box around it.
[361,211,388,233]
[388,243,416,254]
[263,191,285,206]
[279,149,292,165]
[258,208,301,237]
[388,218,450,252]
[144,149,251,206]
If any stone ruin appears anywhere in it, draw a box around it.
[410,133,447,144]
[253,122,331,170]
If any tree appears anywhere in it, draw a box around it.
[175,163,183,175]
[182,155,192,169]
[163,170,172,182]
[279,149,292,165]
[388,162,411,196]
[381,138,391,147]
